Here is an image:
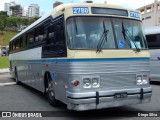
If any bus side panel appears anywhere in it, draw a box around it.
[9,47,47,92]
[10,60,16,79]
[42,61,68,104]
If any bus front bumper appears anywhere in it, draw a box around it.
[66,87,152,111]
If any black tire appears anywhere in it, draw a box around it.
[15,68,20,85]
[46,73,60,107]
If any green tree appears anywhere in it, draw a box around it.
[0,12,7,34]
[1,13,40,32]
[28,17,40,25]
[0,22,6,34]
[6,16,20,31]
[21,18,29,26]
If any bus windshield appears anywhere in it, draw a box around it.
[66,17,147,50]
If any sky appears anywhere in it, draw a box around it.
[0,0,159,15]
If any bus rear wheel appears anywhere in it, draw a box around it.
[46,74,60,107]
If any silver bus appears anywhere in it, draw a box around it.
[9,3,152,111]
[145,26,160,82]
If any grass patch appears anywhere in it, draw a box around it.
[0,56,9,68]
[0,31,18,46]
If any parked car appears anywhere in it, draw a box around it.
[0,46,9,56]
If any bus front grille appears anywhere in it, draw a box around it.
[100,74,136,88]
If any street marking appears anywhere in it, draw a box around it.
[0,82,16,86]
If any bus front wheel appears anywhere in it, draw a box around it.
[46,73,60,107]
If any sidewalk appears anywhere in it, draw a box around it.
[0,68,14,84]
[0,68,9,74]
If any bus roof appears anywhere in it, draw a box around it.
[144,26,160,35]
[10,3,139,42]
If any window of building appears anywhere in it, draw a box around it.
[158,4,160,10]
[141,9,145,14]
[146,7,152,13]
[145,16,151,19]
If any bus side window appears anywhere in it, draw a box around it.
[14,42,16,51]
[22,35,27,49]
[16,39,21,51]
[42,25,56,55]
[42,16,67,58]
[43,30,48,42]
[48,25,56,44]
[54,24,66,50]
[19,37,22,49]
[27,31,34,46]
[55,25,63,44]
[35,25,44,43]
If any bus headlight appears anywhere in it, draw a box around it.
[92,77,100,88]
[136,75,148,85]
[83,78,92,88]
[83,77,100,88]
[136,75,142,85]
[142,75,148,84]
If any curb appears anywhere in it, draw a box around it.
[0,82,16,86]
[0,72,10,75]
[0,68,10,75]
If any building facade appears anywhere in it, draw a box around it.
[22,8,28,17]
[4,1,22,16]
[137,0,160,27]
[11,5,23,17]
[4,3,10,12]
[4,2,15,16]
[28,4,39,18]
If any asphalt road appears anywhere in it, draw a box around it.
[0,73,160,120]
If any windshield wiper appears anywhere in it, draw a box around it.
[122,22,141,52]
[96,21,109,53]
[122,22,132,48]
[74,18,78,33]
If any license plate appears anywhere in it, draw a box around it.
[114,92,127,98]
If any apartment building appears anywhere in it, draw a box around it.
[28,4,39,18]
[4,1,22,16]
[137,0,160,27]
